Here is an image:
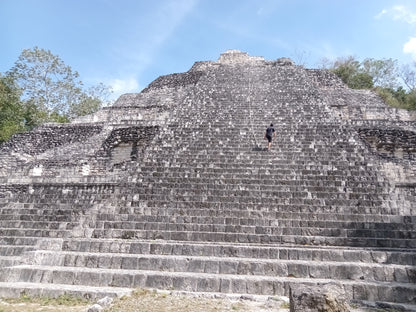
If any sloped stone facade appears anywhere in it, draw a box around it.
[0,50,415,308]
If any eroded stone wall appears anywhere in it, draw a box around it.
[359,128,416,161]
[0,49,415,236]
[0,124,102,156]
[0,50,416,305]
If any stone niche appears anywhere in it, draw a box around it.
[110,142,136,165]
[100,126,159,165]
[359,128,416,160]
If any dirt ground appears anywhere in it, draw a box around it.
[107,289,291,312]
[0,301,87,312]
[0,289,390,312]
[0,290,290,312]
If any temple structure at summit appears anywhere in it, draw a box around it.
[0,50,415,309]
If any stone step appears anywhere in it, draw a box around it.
[155,138,359,148]
[0,221,78,230]
[0,244,38,268]
[137,161,375,174]
[1,265,415,304]
[139,175,381,188]
[168,149,363,158]
[149,139,363,150]
[0,245,35,256]
[61,238,416,266]
[146,146,364,158]
[90,229,416,248]
[0,236,41,246]
[159,152,364,161]
[8,221,414,242]
[133,196,399,215]
[138,155,365,167]
[144,141,359,151]
[134,183,389,199]
[0,228,71,238]
[0,256,22,267]
[162,127,340,135]
[137,176,385,189]
[128,186,389,200]
[0,196,401,218]
[130,190,386,204]
[160,134,349,143]
[95,221,416,240]
[1,171,384,186]
[355,299,416,312]
[155,136,360,146]
[4,212,406,226]
[146,169,381,183]
[0,216,412,243]
[155,126,348,135]
[0,214,75,222]
[101,210,410,224]
[142,198,399,212]
[136,170,382,183]
[0,281,132,300]
[2,200,400,218]
[94,215,416,231]
[97,214,416,234]
[4,193,396,215]
[25,250,416,284]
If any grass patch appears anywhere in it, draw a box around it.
[3,292,91,306]
[280,301,290,309]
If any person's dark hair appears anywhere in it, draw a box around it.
[270,123,273,127]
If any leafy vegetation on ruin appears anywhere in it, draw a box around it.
[323,56,416,110]
[0,47,112,143]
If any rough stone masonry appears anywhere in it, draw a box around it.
[0,50,415,310]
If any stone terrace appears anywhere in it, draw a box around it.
[0,50,415,310]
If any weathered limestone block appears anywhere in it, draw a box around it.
[87,304,104,312]
[97,296,113,307]
[366,128,416,160]
[289,283,350,312]
[217,49,264,64]
[276,57,295,66]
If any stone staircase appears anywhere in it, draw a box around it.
[0,50,415,309]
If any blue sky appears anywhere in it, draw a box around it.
[2,0,416,99]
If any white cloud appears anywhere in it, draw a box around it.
[375,9,387,19]
[109,77,140,98]
[392,5,416,24]
[403,37,416,57]
[377,5,416,24]
[375,5,416,60]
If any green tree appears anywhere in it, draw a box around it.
[323,56,416,110]
[0,75,25,143]
[361,58,399,89]
[325,56,401,89]
[7,47,111,124]
[349,72,374,89]
[328,56,374,89]
[405,90,416,109]
[331,56,361,87]
[400,62,416,91]
[68,82,111,119]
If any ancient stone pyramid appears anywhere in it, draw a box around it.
[0,50,415,308]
